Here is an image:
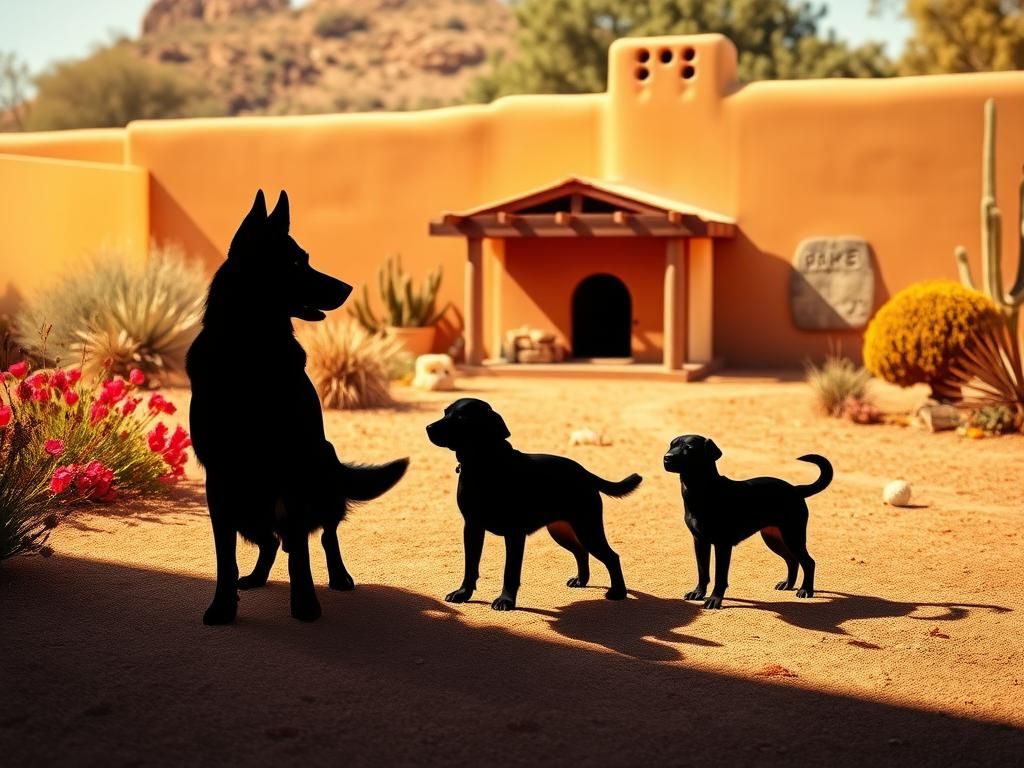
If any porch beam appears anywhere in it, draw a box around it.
[663,239,685,370]
[687,237,714,363]
[430,213,734,239]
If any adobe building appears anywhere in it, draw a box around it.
[2,34,1023,374]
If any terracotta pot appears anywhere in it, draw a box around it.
[389,326,436,358]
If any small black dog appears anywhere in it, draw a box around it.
[663,435,832,609]
[186,190,408,624]
[426,398,641,610]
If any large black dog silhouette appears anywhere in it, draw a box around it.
[427,397,641,611]
[186,190,408,624]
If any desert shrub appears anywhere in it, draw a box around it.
[863,281,1002,390]
[16,245,206,384]
[314,10,370,39]
[26,46,210,130]
[298,319,409,409]
[933,318,1024,423]
[805,354,871,417]
[0,361,190,561]
[968,404,1021,435]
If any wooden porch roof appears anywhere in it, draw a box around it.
[429,176,736,239]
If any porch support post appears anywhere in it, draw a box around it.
[687,237,714,363]
[465,237,484,366]
[663,239,685,370]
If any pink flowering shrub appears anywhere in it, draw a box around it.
[0,359,191,560]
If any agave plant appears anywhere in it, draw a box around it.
[298,318,410,410]
[935,320,1024,428]
[349,254,448,331]
[16,244,206,383]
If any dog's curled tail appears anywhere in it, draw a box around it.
[795,454,833,498]
[593,472,643,498]
[340,458,410,502]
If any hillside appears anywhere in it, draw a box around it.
[133,0,515,116]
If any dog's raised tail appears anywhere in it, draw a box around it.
[340,458,410,502]
[795,454,833,498]
[593,472,643,498]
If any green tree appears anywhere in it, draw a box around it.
[26,45,218,131]
[876,0,1024,74]
[469,0,893,101]
[0,52,31,131]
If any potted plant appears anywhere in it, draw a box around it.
[349,255,449,357]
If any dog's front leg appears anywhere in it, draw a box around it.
[704,543,732,609]
[285,529,321,621]
[203,500,239,625]
[684,536,711,601]
[492,533,525,611]
[445,524,484,603]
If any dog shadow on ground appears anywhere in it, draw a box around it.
[729,590,1011,636]
[3,556,1021,766]
[63,481,210,532]
[519,590,718,661]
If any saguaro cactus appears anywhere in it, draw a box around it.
[955,98,1024,337]
[349,254,447,331]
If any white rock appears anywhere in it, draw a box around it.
[412,354,456,391]
[882,480,912,507]
[568,428,610,447]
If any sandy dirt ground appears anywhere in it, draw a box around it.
[2,373,1023,767]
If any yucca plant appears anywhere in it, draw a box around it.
[935,320,1024,429]
[298,319,410,410]
[16,244,206,383]
[806,353,872,417]
[349,254,448,331]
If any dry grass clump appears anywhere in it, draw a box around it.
[806,353,871,417]
[299,320,409,410]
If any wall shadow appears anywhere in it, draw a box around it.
[1,556,1021,766]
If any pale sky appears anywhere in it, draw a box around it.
[0,0,913,76]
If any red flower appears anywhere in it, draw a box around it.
[50,465,76,495]
[168,425,191,451]
[148,393,176,415]
[8,361,28,379]
[148,422,168,452]
[45,439,65,456]
[67,369,82,386]
[50,369,68,391]
[0,405,11,427]
[99,378,127,405]
[15,381,32,401]
[31,387,50,403]
[89,402,110,425]
[129,368,145,386]
[64,390,80,407]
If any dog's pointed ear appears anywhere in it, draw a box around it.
[488,409,511,441]
[268,190,290,234]
[229,190,268,258]
[705,438,722,461]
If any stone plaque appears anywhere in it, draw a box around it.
[790,236,874,330]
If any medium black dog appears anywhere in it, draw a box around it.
[663,435,832,609]
[426,397,641,611]
[186,190,408,624]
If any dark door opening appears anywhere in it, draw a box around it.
[572,273,632,358]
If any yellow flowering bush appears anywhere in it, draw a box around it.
[863,280,1001,388]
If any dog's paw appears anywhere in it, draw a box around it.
[291,593,322,622]
[604,586,627,601]
[491,596,516,611]
[684,588,707,601]
[237,574,267,590]
[445,587,474,603]
[796,588,814,599]
[702,595,724,609]
[566,576,589,588]
[774,580,794,591]
[202,594,238,625]
[329,574,356,591]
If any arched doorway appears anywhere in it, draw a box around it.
[572,273,632,358]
